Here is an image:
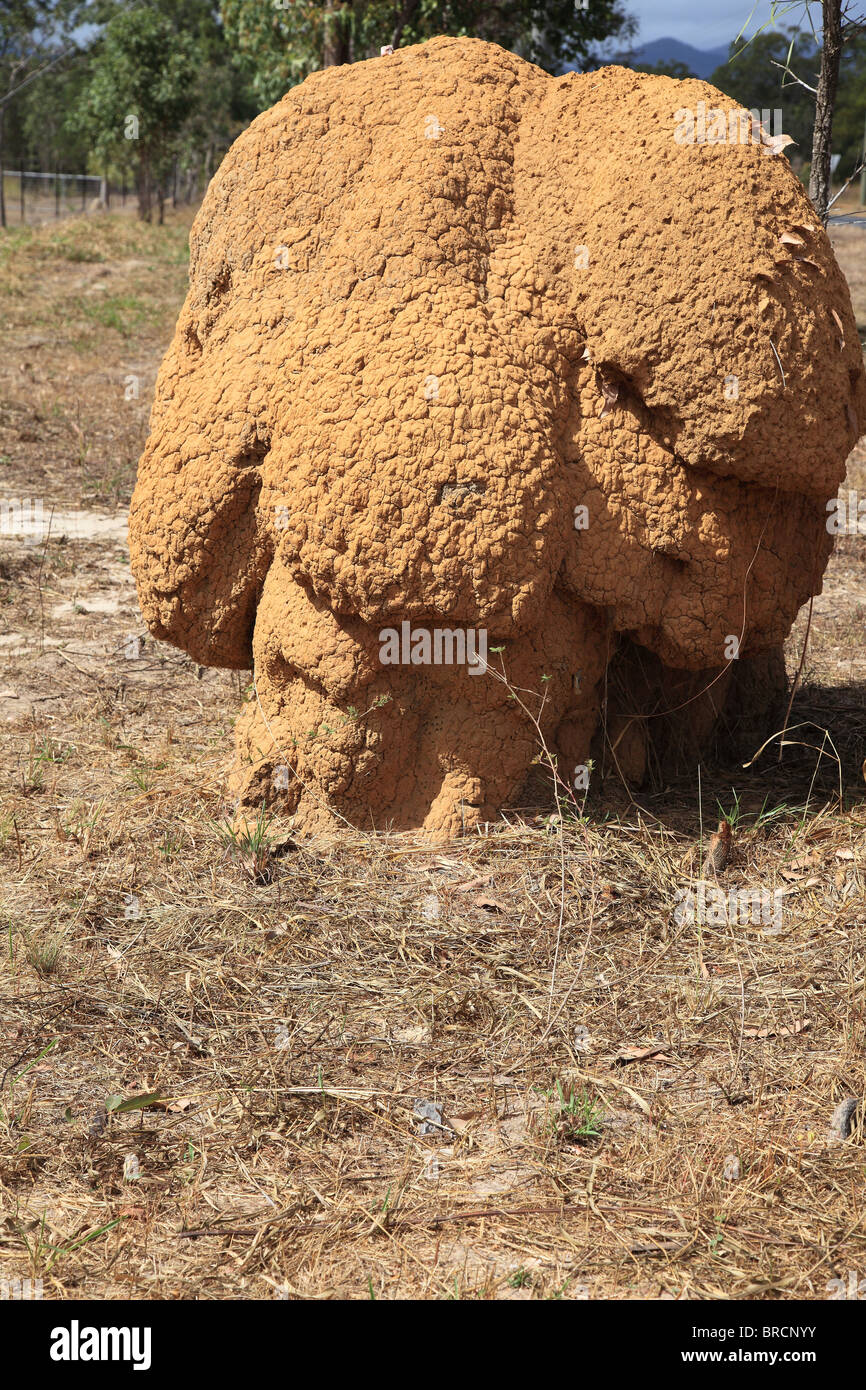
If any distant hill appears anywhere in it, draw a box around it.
[610,36,731,80]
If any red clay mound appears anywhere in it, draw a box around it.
[129,36,866,835]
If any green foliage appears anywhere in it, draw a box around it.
[220,0,636,108]
[0,0,78,83]
[540,1078,604,1142]
[632,59,697,79]
[77,8,198,176]
[4,0,636,221]
[20,60,93,176]
[712,5,866,183]
[709,28,817,165]
[220,0,324,104]
[833,31,866,180]
[70,3,253,218]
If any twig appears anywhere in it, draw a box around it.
[779,569,817,762]
[828,159,866,211]
[769,59,818,94]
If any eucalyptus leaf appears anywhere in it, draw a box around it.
[106,1091,162,1114]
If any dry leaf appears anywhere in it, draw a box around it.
[615,1044,671,1064]
[703,819,732,874]
[447,1111,478,1135]
[744,1019,810,1039]
[393,1024,428,1045]
[830,307,845,349]
[599,376,620,417]
[629,1236,688,1255]
[761,132,795,156]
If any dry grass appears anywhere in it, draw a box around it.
[0,208,191,509]
[0,211,864,1301]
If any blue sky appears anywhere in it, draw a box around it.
[627,0,784,49]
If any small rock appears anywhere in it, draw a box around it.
[413,1099,446,1136]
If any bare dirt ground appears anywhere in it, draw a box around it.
[0,208,864,1301]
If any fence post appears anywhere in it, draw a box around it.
[19,159,24,225]
[55,164,60,218]
[81,169,86,211]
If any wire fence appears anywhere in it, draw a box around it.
[0,171,136,228]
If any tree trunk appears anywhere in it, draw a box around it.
[136,156,152,222]
[322,0,351,67]
[391,0,421,49]
[185,157,200,204]
[809,0,843,225]
[0,107,6,230]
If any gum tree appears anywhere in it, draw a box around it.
[78,6,199,222]
[76,1,251,213]
[728,0,865,223]
[709,29,817,171]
